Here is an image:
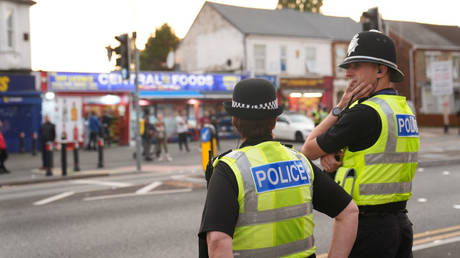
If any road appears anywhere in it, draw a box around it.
[1,163,459,257]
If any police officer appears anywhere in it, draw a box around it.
[199,78,359,257]
[302,30,420,257]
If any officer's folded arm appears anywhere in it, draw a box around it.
[328,200,359,258]
[207,231,232,258]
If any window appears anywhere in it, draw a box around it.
[452,55,459,80]
[254,44,266,74]
[425,52,440,79]
[305,47,316,73]
[335,45,347,77]
[280,46,287,73]
[6,9,14,48]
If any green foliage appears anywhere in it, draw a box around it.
[276,0,323,13]
[140,23,180,71]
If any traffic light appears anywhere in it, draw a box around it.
[361,7,380,31]
[114,33,130,80]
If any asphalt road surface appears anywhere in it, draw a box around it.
[1,164,459,257]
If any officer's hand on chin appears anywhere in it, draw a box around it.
[320,153,342,173]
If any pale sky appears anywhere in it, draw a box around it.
[30,0,460,73]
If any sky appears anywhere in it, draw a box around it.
[29,0,460,73]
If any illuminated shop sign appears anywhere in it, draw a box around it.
[48,72,245,92]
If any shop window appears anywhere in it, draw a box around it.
[425,52,440,80]
[280,46,287,73]
[335,46,347,77]
[6,9,14,48]
[305,47,316,73]
[254,44,266,74]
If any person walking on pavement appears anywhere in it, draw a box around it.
[302,30,420,258]
[155,113,172,161]
[175,110,190,152]
[141,113,154,161]
[40,115,56,170]
[199,78,358,257]
[209,110,220,150]
[0,121,10,174]
[87,111,100,151]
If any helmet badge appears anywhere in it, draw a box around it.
[347,34,359,56]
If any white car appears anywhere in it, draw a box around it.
[273,112,315,142]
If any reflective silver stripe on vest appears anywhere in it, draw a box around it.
[365,152,418,165]
[360,181,412,195]
[227,151,259,212]
[233,235,314,258]
[366,97,397,153]
[236,202,312,227]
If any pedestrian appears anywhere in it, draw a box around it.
[87,111,100,151]
[101,110,112,147]
[141,113,154,161]
[456,109,460,135]
[175,110,190,152]
[82,113,90,149]
[0,121,10,174]
[209,110,220,150]
[302,30,420,258]
[40,114,56,169]
[199,78,358,257]
[155,113,172,161]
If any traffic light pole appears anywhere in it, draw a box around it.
[133,32,142,172]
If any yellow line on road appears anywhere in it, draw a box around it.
[414,224,460,239]
[414,230,460,246]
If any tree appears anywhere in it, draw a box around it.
[140,23,180,71]
[276,0,323,13]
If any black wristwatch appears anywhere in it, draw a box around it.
[331,106,342,117]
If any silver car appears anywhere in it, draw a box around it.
[273,112,315,142]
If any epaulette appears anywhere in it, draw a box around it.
[282,143,293,149]
[205,149,232,187]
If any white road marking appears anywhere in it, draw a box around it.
[413,236,460,251]
[34,191,75,206]
[72,180,132,188]
[171,175,204,183]
[442,170,451,175]
[417,198,428,203]
[453,204,460,209]
[136,182,162,194]
[418,168,424,172]
[83,188,192,201]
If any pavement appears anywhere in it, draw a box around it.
[1,126,459,187]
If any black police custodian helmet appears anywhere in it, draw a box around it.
[224,78,283,120]
[339,30,405,83]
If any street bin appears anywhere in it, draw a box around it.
[201,125,216,172]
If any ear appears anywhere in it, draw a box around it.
[377,65,387,78]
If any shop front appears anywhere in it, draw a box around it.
[45,72,132,146]
[0,74,41,152]
[137,72,247,141]
[279,76,333,119]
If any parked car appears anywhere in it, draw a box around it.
[273,112,315,142]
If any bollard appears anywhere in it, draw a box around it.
[45,141,53,176]
[19,132,25,153]
[97,138,104,168]
[73,141,80,171]
[32,132,37,156]
[61,137,67,176]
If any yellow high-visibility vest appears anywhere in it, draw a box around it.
[335,95,420,206]
[216,141,316,257]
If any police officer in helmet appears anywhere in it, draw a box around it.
[199,78,359,257]
[302,30,420,257]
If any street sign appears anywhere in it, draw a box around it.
[431,60,453,96]
[201,127,211,142]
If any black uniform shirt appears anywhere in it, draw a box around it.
[316,88,407,213]
[198,136,352,258]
